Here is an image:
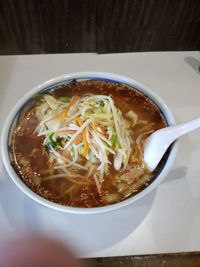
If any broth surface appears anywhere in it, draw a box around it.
[12,80,167,207]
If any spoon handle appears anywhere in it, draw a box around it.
[162,117,200,143]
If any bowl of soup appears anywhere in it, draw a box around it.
[1,72,177,214]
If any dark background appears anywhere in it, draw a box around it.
[0,0,200,55]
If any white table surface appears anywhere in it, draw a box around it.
[0,51,200,258]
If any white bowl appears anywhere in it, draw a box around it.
[1,72,178,214]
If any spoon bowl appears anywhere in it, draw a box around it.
[144,117,200,170]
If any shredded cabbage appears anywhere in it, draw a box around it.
[35,94,133,192]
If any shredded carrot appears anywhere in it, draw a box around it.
[74,117,89,157]
[74,116,83,127]
[55,95,80,120]
[82,127,89,157]
[102,129,109,138]
[73,134,82,145]
[100,127,107,135]
[58,129,75,134]
[58,129,82,144]
[72,117,84,145]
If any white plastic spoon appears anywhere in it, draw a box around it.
[144,117,200,171]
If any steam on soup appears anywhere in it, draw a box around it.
[11,80,167,207]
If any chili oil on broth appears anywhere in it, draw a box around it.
[11,80,167,208]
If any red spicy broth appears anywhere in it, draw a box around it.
[11,80,168,208]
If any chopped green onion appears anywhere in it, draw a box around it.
[110,135,117,145]
[48,133,57,148]
[59,96,71,103]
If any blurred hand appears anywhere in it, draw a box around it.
[0,235,84,267]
